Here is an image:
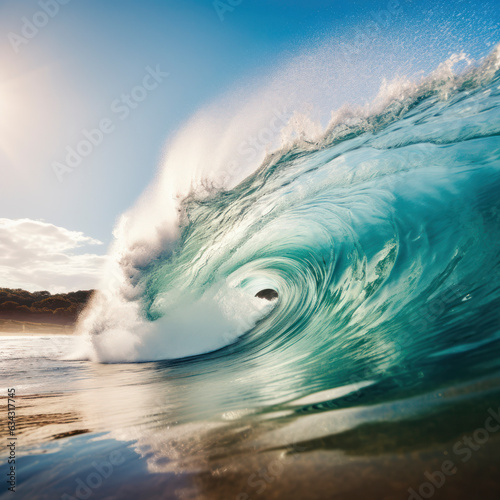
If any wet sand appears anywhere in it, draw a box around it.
[3,336,500,499]
[2,389,500,500]
[0,319,74,335]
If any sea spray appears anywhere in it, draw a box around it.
[76,44,500,363]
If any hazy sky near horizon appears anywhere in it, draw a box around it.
[0,0,499,291]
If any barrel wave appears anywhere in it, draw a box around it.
[76,40,500,424]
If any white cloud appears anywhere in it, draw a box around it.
[0,218,107,293]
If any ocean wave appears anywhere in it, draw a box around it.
[74,42,500,385]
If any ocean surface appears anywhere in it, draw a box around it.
[2,46,500,500]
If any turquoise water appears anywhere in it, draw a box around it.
[83,45,500,395]
[2,47,500,500]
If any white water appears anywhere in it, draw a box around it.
[74,34,500,363]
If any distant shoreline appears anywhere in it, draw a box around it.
[0,287,93,331]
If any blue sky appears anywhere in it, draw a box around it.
[0,0,498,291]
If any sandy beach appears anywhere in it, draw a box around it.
[0,319,74,336]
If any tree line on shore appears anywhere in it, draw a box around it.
[0,288,94,325]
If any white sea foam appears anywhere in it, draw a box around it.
[75,40,500,363]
